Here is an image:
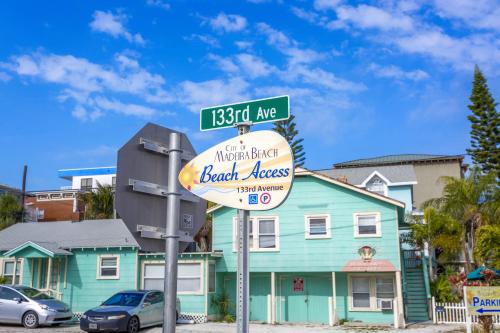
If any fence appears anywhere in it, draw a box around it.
[432,297,500,324]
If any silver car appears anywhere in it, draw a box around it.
[80,290,181,333]
[0,285,73,328]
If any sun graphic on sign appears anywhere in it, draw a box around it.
[179,163,199,191]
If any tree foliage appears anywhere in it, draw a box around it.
[79,183,114,220]
[272,114,306,167]
[420,168,499,272]
[466,66,500,176]
[474,224,500,268]
[431,274,459,302]
[410,207,463,262]
[0,194,22,230]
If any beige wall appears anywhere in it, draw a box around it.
[413,161,463,209]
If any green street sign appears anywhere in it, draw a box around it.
[200,95,289,131]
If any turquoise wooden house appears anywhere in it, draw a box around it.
[0,219,220,322]
[0,168,430,326]
[208,168,429,326]
[0,220,140,314]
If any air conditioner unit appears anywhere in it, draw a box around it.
[380,299,393,310]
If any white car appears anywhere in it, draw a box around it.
[0,285,73,328]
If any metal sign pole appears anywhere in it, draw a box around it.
[163,132,182,333]
[237,124,250,333]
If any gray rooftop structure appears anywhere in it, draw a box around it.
[318,165,417,186]
[334,154,464,168]
[0,219,139,252]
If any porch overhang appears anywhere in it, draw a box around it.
[342,259,397,272]
[4,241,72,258]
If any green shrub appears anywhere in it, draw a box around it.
[431,275,459,302]
[223,314,235,323]
[211,289,234,322]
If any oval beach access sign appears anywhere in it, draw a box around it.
[179,130,294,210]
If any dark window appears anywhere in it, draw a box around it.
[14,287,52,300]
[0,287,21,301]
[208,262,216,293]
[144,292,163,305]
[309,218,327,235]
[102,293,144,307]
[81,178,93,191]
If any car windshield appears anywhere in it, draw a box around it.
[102,293,144,307]
[15,287,53,300]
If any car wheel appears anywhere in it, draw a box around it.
[127,316,140,333]
[22,311,39,329]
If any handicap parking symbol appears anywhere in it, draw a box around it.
[248,193,258,205]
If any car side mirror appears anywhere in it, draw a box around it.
[142,302,151,308]
[13,297,22,303]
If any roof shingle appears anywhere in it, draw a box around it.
[0,219,139,252]
[334,154,463,168]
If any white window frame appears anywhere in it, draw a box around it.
[348,274,395,311]
[232,216,280,252]
[141,261,164,291]
[81,178,93,191]
[353,212,381,238]
[207,261,216,293]
[304,214,331,239]
[365,176,388,196]
[140,260,205,295]
[96,255,120,280]
[0,258,23,284]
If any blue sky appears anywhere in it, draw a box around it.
[0,0,499,190]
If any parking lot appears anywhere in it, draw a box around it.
[0,323,465,333]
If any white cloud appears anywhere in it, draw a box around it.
[93,96,162,117]
[433,0,500,31]
[237,54,277,78]
[178,77,250,112]
[393,29,500,71]
[314,0,343,11]
[72,104,103,121]
[207,54,239,73]
[7,52,171,101]
[209,13,247,32]
[369,63,429,81]
[90,10,145,45]
[208,53,277,78]
[0,72,11,82]
[4,52,175,120]
[330,5,414,31]
[284,64,366,91]
[292,1,500,73]
[281,47,325,65]
[256,23,325,65]
[256,22,363,90]
[256,23,295,48]
[185,34,220,48]
[254,85,354,143]
[146,0,170,11]
[235,41,253,50]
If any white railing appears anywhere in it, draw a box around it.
[432,297,500,324]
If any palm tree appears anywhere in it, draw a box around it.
[79,182,114,220]
[474,224,500,267]
[194,201,216,252]
[409,207,463,280]
[0,194,22,230]
[422,168,499,272]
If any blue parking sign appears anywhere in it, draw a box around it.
[248,194,258,205]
